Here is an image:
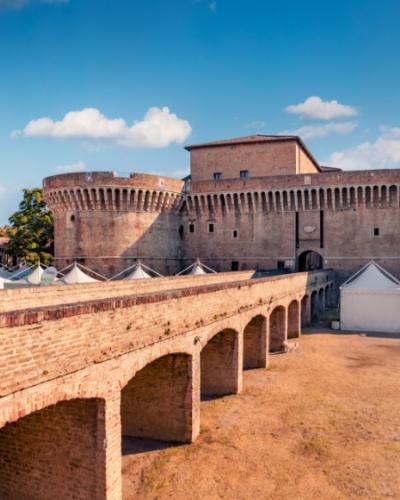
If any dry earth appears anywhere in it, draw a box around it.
[122,331,400,499]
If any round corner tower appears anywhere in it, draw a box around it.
[43,171,185,276]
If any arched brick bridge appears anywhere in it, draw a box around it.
[0,269,334,499]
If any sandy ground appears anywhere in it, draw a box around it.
[122,331,400,500]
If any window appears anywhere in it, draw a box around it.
[232,229,238,239]
[277,260,285,270]
[208,223,214,233]
[374,227,380,236]
[189,224,194,233]
[240,170,249,179]
[213,172,222,180]
[179,225,184,239]
[231,261,239,271]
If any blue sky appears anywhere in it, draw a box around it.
[0,0,400,223]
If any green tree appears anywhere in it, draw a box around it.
[7,188,54,265]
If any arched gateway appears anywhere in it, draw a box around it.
[298,250,323,272]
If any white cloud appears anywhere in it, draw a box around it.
[285,96,357,120]
[209,0,216,12]
[55,160,86,174]
[12,106,192,149]
[328,127,400,170]
[0,184,5,198]
[282,121,357,140]
[244,120,266,130]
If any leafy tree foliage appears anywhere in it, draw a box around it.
[0,226,12,237]
[7,188,54,265]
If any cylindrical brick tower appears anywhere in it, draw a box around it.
[43,172,185,276]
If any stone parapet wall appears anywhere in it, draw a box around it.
[0,270,254,313]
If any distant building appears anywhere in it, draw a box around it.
[43,134,400,282]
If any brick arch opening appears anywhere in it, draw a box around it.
[287,300,300,339]
[301,295,310,327]
[243,315,268,369]
[318,288,325,313]
[269,306,286,352]
[311,290,319,322]
[0,398,106,500]
[324,285,330,308]
[298,250,323,272]
[121,353,195,444]
[201,329,240,397]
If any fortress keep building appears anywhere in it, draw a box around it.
[43,135,400,282]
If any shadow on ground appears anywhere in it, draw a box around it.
[122,436,183,456]
[303,327,400,340]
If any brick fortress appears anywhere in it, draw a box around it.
[43,135,400,282]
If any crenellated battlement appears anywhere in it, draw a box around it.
[185,169,400,215]
[44,172,184,214]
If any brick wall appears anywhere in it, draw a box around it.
[121,353,195,442]
[243,315,267,369]
[189,140,301,182]
[0,270,254,312]
[200,329,241,396]
[0,270,333,499]
[0,270,333,398]
[0,398,104,500]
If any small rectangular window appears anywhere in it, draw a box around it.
[277,260,285,270]
[231,261,239,271]
[189,224,194,233]
[232,229,238,239]
[213,172,222,180]
[240,170,249,179]
[208,223,214,233]
[374,227,380,236]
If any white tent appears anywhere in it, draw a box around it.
[10,265,57,287]
[53,262,100,285]
[340,261,400,333]
[0,276,12,289]
[125,263,152,280]
[110,260,161,281]
[176,259,216,276]
[189,262,207,275]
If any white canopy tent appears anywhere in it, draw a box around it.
[110,260,162,281]
[176,259,216,276]
[53,262,103,285]
[189,262,207,275]
[125,264,152,280]
[0,276,12,289]
[340,261,400,333]
[9,265,57,287]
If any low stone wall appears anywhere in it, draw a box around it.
[0,270,254,312]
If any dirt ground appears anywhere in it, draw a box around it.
[122,331,400,500]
